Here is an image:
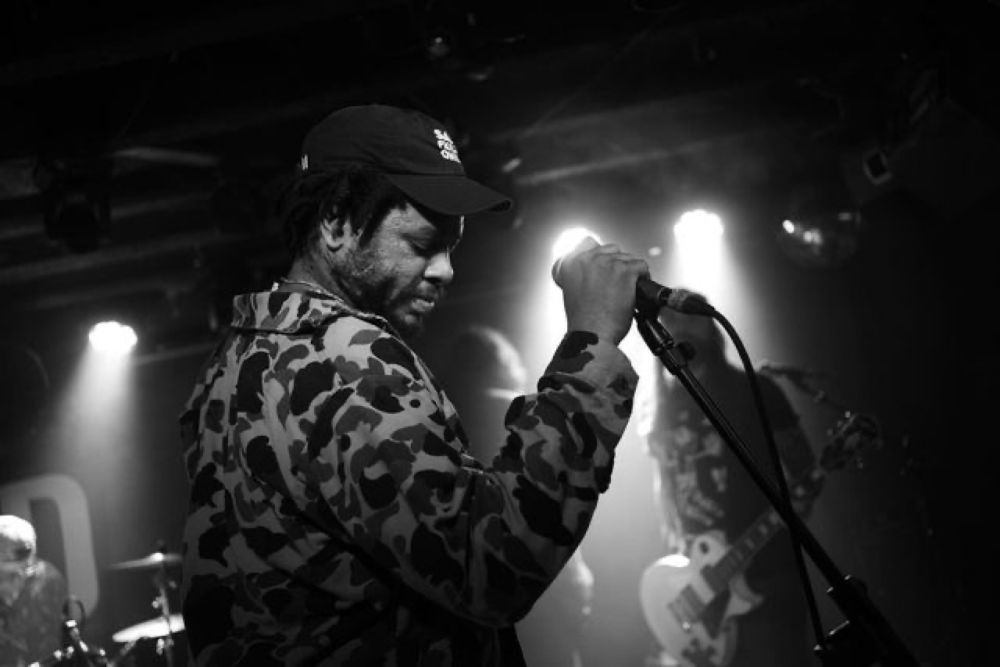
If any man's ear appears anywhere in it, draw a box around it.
[318,216,353,252]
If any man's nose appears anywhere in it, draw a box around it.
[426,250,454,285]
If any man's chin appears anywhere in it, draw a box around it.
[388,312,425,340]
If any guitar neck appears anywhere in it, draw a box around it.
[696,410,874,595]
[703,508,785,593]
[702,464,828,592]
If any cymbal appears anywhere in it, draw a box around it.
[112,614,185,643]
[108,551,181,571]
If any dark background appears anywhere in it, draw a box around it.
[1,1,998,665]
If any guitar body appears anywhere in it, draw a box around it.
[641,411,878,666]
[640,531,763,667]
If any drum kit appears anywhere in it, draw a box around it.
[106,548,184,667]
[33,547,186,667]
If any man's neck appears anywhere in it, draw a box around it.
[284,260,349,304]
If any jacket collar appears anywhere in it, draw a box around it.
[230,289,393,335]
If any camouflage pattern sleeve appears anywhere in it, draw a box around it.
[279,326,637,627]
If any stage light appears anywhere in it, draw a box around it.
[667,208,728,300]
[88,321,137,356]
[551,227,602,262]
[672,208,724,244]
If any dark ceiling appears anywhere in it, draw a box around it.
[1,0,997,362]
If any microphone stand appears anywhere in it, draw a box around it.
[633,303,919,667]
[151,560,177,667]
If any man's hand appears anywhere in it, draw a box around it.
[553,237,649,345]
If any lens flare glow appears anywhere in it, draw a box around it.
[673,209,724,244]
[551,227,602,261]
[668,209,726,299]
[88,321,137,356]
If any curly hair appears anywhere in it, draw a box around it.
[278,165,409,258]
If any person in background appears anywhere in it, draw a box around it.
[179,103,647,665]
[638,292,821,667]
[437,324,595,667]
[0,515,67,667]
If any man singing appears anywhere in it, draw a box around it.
[179,103,648,665]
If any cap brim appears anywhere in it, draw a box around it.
[387,174,513,216]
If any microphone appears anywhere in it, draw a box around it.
[550,252,715,316]
[635,278,716,316]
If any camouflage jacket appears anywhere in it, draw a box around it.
[179,289,637,666]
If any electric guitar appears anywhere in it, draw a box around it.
[639,411,881,667]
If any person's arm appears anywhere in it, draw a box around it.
[291,323,637,627]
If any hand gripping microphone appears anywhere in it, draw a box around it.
[551,250,716,316]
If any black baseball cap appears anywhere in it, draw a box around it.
[300,104,513,216]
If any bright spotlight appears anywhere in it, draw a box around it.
[552,227,602,262]
[88,321,137,356]
[673,209,724,243]
[668,208,727,297]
